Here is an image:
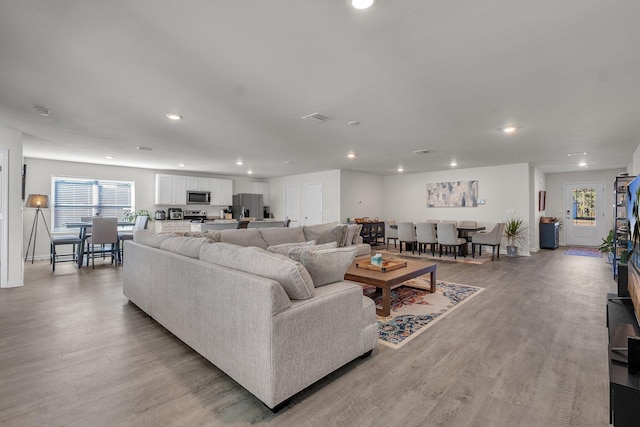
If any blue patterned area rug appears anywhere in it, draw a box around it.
[565,247,602,258]
[362,277,483,349]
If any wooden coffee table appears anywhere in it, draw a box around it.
[344,257,437,317]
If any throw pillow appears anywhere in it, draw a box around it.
[352,224,363,244]
[267,240,316,256]
[343,224,359,246]
[299,246,357,287]
[287,241,338,262]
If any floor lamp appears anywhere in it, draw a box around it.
[24,194,51,264]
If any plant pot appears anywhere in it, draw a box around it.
[506,246,518,257]
[607,252,614,264]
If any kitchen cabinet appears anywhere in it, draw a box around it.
[186,177,212,192]
[155,174,187,205]
[156,174,231,206]
[251,182,270,206]
[211,178,233,206]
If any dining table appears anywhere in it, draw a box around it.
[390,223,486,256]
[65,221,134,267]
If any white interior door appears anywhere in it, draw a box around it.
[564,181,606,246]
[284,185,300,227]
[304,183,322,226]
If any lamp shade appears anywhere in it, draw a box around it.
[25,194,49,209]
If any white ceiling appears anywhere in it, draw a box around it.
[1,0,639,178]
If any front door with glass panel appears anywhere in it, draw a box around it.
[564,182,606,246]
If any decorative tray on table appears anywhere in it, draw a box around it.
[356,258,407,273]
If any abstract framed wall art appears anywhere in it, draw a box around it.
[426,180,478,207]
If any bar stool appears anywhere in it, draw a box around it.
[50,235,82,271]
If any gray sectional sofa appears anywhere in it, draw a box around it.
[122,223,377,410]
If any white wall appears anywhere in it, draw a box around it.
[545,168,623,246]
[634,144,640,176]
[23,158,257,259]
[268,170,341,226]
[1,127,24,287]
[340,170,384,222]
[383,163,531,255]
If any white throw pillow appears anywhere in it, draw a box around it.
[299,246,357,287]
[352,224,363,244]
[267,240,316,256]
[287,241,338,262]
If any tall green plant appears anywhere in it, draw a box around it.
[504,217,527,247]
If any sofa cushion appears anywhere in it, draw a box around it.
[160,236,210,259]
[287,241,338,262]
[259,227,306,247]
[184,231,221,243]
[267,240,315,256]
[199,243,315,300]
[133,230,176,248]
[303,223,348,245]
[299,246,357,287]
[218,229,267,249]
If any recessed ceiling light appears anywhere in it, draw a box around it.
[502,126,517,134]
[348,121,360,126]
[567,152,587,157]
[579,161,587,167]
[105,155,115,160]
[34,106,50,116]
[349,0,376,9]
[347,153,357,159]
[178,163,186,167]
[248,170,253,175]
[283,160,291,164]
[450,161,458,167]
[236,160,244,166]
[397,167,404,172]
[166,113,182,121]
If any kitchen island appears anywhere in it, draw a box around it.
[153,219,286,233]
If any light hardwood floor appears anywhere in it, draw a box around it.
[0,248,614,426]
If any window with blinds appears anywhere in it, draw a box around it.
[52,176,134,232]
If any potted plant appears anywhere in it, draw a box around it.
[123,209,153,223]
[504,217,527,257]
[600,229,615,264]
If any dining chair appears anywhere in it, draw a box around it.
[118,215,149,262]
[385,219,398,250]
[426,219,440,224]
[80,216,95,238]
[85,217,119,268]
[472,223,505,261]
[50,234,82,271]
[416,222,438,256]
[398,222,417,254]
[237,220,250,229]
[437,222,467,259]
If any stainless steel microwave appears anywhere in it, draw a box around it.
[186,190,211,205]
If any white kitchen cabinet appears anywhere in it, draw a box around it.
[251,182,270,206]
[210,178,233,206]
[155,174,187,205]
[186,177,212,192]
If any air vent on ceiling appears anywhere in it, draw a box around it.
[413,149,431,155]
[34,106,50,116]
[301,112,333,123]
[136,146,154,151]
